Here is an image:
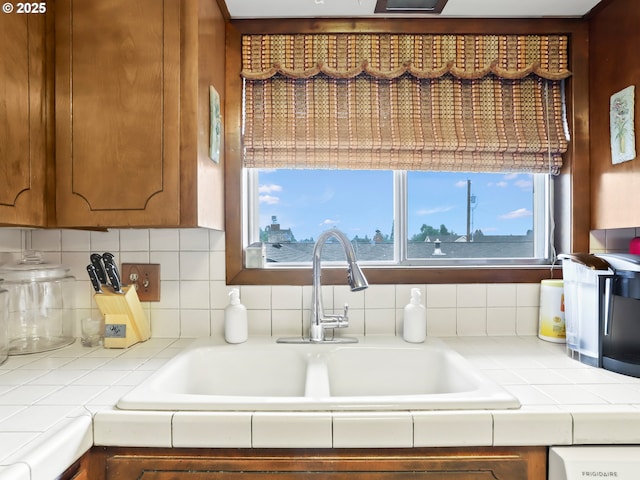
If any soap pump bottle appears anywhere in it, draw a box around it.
[403,288,427,343]
[225,288,248,344]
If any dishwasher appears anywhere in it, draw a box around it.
[549,446,640,479]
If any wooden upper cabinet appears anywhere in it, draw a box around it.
[55,0,225,229]
[0,12,49,227]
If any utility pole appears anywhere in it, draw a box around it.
[466,179,471,243]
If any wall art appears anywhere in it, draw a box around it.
[610,85,636,164]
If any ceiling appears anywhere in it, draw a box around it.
[224,0,603,19]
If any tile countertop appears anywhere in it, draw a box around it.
[3,336,640,479]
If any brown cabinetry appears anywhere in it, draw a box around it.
[0,11,51,227]
[89,447,546,480]
[54,0,225,229]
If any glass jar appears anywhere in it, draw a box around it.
[0,252,75,354]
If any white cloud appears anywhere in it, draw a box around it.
[259,194,280,205]
[503,173,519,180]
[259,184,283,194]
[416,206,454,216]
[455,180,468,188]
[514,179,533,190]
[499,208,532,220]
[319,218,340,226]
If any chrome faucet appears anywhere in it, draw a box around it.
[278,228,368,344]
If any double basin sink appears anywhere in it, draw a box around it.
[117,337,520,411]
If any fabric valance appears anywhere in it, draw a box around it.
[241,34,571,81]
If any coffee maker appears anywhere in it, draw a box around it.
[560,253,640,378]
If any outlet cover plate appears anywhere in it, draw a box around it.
[121,263,161,302]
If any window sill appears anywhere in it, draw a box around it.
[226,264,562,286]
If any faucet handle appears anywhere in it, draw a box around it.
[342,303,349,320]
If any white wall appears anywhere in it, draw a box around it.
[0,228,549,339]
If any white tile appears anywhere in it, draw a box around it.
[151,280,180,309]
[31,229,61,252]
[117,229,149,251]
[272,286,303,310]
[93,409,172,447]
[0,229,23,254]
[247,310,272,337]
[457,284,487,308]
[173,412,252,448]
[209,251,226,281]
[179,252,210,280]
[487,284,517,307]
[0,386,60,405]
[0,432,39,465]
[150,309,181,337]
[413,411,492,447]
[486,307,517,336]
[252,412,332,448]
[209,230,226,252]
[396,284,425,308]
[516,284,540,307]
[516,307,539,335]
[149,229,179,251]
[572,409,640,444]
[4,415,92,480]
[365,308,396,335]
[333,285,364,310]
[426,308,457,336]
[180,310,211,337]
[180,281,210,309]
[0,405,79,431]
[534,385,609,405]
[179,228,210,251]
[456,308,487,336]
[150,251,180,280]
[240,286,271,310]
[364,285,395,309]
[272,310,303,337]
[332,412,413,448]
[493,407,572,446]
[426,284,456,308]
[37,386,106,405]
[60,229,91,253]
[210,283,232,310]
[90,230,120,253]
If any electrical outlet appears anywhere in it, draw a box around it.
[121,263,161,302]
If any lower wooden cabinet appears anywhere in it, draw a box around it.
[87,447,547,480]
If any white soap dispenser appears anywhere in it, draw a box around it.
[403,288,427,343]
[225,288,248,344]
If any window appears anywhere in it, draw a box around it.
[226,29,584,285]
[246,169,553,266]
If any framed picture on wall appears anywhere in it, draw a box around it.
[210,85,221,163]
[610,85,636,164]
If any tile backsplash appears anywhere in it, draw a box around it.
[0,227,565,340]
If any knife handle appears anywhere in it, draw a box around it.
[86,264,103,293]
[104,260,123,294]
[90,253,108,285]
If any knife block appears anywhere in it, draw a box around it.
[93,286,151,348]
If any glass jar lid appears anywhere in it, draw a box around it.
[0,251,70,282]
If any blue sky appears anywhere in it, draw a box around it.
[257,170,534,241]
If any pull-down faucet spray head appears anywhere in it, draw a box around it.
[348,262,368,291]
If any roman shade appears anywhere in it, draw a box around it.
[241,34,571,174]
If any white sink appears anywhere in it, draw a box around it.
[117,337,520,411]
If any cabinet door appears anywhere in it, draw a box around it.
[103,448,545,480]
[0,12,48,226]
[55,0,181,227]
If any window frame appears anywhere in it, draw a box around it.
[246,169,553,268]
[224,18,591,286]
